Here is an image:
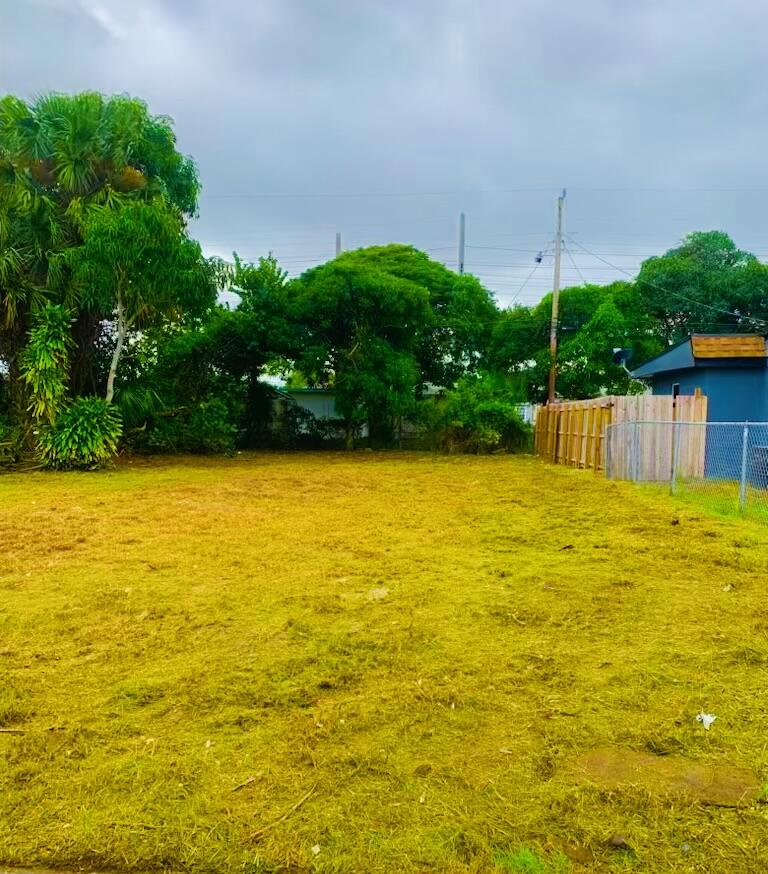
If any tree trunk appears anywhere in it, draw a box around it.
[105,290,126,404]
[70,310,101,396]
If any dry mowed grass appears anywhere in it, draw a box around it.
[1,453,767,873]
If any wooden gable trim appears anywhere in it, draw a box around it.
[691,335,766,359]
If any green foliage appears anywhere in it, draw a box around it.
[636,231,768,341]
[19,304,74,423]
[0,91,199,215]
[432,373,530,454]
[0,414,21,465]
[188,399,237,454]
[488,230,768,402]
[292,247,433,445]
[233,252,289,314]
[37,396,122,469]
[113,304,287,452]
[0,91,204,435]
[269,404,347,449]
[491,282,662,401]
[291,244,496,444]
[64,199,213,324]
[134,398,237,456]
[113,385,164,432]
[4,92,768,457]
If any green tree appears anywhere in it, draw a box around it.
[233,252,289,314]
[489,305,546,375]
[112,248,298,453]
[490,282,661,401]
[0,91,201,436]
[291,247,435,445]
[636,231,768,341]
[291,245,498,445]
[61,199,213,402]
[328,245,498,385]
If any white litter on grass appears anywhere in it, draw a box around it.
[311,844,321,856]
[696,713,717,730]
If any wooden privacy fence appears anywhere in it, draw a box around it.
[533,394,708,475]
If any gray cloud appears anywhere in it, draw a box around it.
[3,0,768,305]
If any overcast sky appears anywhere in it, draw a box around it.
[3,0,767,307]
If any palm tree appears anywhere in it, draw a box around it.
[0,92,201,425]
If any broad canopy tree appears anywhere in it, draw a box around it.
[290,245,498,445]
[636,231,768,342]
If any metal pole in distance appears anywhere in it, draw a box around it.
[671,420,682,495]
[458,212,466,275]
[739,423,749,512]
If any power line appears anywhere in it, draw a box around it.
[203,186,768,200]
[507,241,553,306]
[565,235,768,328]
[563,242,588,286]
[468,244,659,257]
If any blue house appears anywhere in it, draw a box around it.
[632,334,768,480]
[631,334,768,422]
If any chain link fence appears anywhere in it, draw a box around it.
[606,421,768,519]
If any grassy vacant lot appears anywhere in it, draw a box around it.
[1,453,767,873]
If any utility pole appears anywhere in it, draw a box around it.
[458,212,465,274]
[547,189,566,404]
[335,232,342,257]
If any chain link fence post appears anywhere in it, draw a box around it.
[739,423,749,512]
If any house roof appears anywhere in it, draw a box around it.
[283,387,335,395]
[632,334,767,378]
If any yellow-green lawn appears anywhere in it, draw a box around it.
[1,453,767,873]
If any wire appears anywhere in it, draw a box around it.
[565,235,768,328]
[563,242,589,286]
[203,186,768,200]
[468,244,659,257]
[505,241,553,306]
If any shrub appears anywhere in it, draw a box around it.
[38,397,122,469]
[132,398,237,455]
[0,414,21,466]
[270,403,346,449]
[271,403,318,448]
[188,399,237,454]
[432,374,531,454]
[19,304,74,425]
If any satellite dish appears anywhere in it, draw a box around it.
[612,347,633,366]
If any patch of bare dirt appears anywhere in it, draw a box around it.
[573,747,760,807]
